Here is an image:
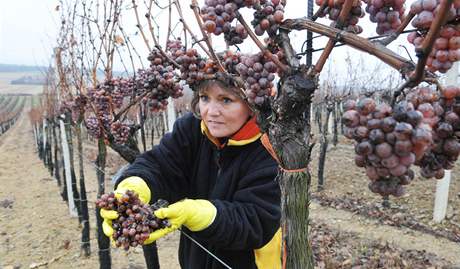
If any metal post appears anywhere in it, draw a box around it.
[306,0,314,66]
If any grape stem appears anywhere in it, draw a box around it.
[378,12,416,47]
[132,0,152,52]
[113,89,152,121]
[298,29,420,55]
[311,0,328,22]
[166,0,173,48]
[234,10,288,73]
[174,1,212,58]
[142,0,181,69]
[314,0,354,73]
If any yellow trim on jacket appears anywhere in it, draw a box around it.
[254,228,282,269]
[200,120,262,148]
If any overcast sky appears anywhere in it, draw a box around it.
[0,0,396,67]
[0,0,59,66]
[1,0,453,88]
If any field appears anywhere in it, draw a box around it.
[0,73,459,268]
[0,72,44,95]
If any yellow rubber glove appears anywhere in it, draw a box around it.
[100,208,119,237]
[115,176,151,204]
[143,199,217,244]
[100,176,151,238]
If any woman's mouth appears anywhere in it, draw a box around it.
[207,120,224,126]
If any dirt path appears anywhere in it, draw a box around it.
[0,101,179,269]
[1,103,459,268]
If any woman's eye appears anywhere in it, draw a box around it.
[199,95,208,102]
[222,97,232,104]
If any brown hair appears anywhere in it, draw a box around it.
[190,79,252,119]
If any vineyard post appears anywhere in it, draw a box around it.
[74,119,91,256]
[433,170,451,222]
[95,137,111,269]
[42,118,47,161]
[33,123,39,151]
[305,0,313,66]
[332,100,339,146]
[318,99,333,191]
[64,112,83,222]
[59,116,78,217]
[167,98,176,132]
[138,106,147,152]
[433,62,459,222]
[51,118,63,195]
[47,118,54,176]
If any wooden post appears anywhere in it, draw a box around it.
[60,117,78,217]
[33,124,39,150]
[42,118,47,161]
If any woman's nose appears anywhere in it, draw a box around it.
[207,102,221,116]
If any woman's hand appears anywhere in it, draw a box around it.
[100,176,151,238]
[143,199,217,244]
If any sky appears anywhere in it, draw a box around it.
[0,0,399,67]
[0,0,59,66]
[0,0,455,87]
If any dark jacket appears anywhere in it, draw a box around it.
[117,112,281,269]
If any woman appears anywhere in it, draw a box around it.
[102,79,281,269]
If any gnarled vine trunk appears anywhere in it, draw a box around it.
[259,67,318,268]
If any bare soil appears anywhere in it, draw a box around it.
[1,98,459,268]
[0,99,179,269]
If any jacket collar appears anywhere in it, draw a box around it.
[201,117,262,149]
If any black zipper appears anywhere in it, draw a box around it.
[215,149,222,179]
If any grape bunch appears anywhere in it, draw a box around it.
[363,0,406,35]
[223,24,248,45]
[342,98,433,197]
[315,0,365,34]
[407,24,460,73]
[95,191,170,250]
[221,50,242,74]
[88,82,112,115]
[135,48,184,112]
[251,0,286,36]
[71,95,88,122]
[135,69,171,112]
[85,84,113,138]
[201,0,238,36]
[167,40,214,87]
[235,52,278,105]
[59,95,88,123]
[200,0,258,45]
[110,121,131,144]
[407,1,460,73]
[111,77,135,109]
[85,116,105,139]
[412,86,460,178]
[410,0,459,30]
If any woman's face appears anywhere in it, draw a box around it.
[199,84,252,138]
